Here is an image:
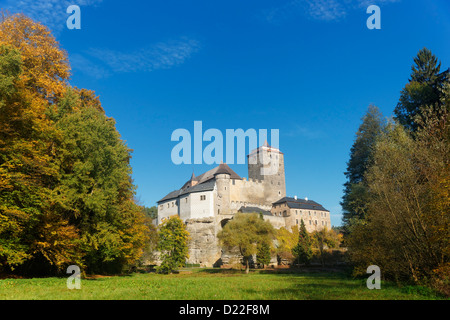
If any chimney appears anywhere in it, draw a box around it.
[305,197,308,201]
[294,195,297,200]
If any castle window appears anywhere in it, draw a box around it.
[200,195,206,201]
[172,202,174,207]
[296,219,298,225]
[315,220,317,225]
[278,191,281,195]
[185,198,188,203]
[309,220,311,225]
[232,180,235,185]
[167,203,169,208]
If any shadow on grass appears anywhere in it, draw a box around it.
[198,266,352,277]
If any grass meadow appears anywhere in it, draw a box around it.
[0,268,446,300]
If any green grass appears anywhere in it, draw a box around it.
[0,268,446,300]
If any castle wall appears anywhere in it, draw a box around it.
[157,198,179,224]
[261,214,286,229]
[271,204,332,233]
[229,178,270,208]
[184,190,216,220]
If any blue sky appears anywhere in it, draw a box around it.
[2,0,449,226]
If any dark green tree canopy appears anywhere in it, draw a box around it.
[395,48,449,131]
[292,219,313,265]
[341,105,385,228]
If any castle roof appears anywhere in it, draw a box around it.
[272,197,329,212]
[247,140,283,157]
[193,162,241,184]
[157,163,241,203]
[157,179,216,203]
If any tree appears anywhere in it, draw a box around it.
[292,219,313,266]
[347,112,449,286]
[0,13,70,101]
[143,206,158,220]
[0,14,152,275]
[217,212,274,274]
[256,212,272,268]
[156,216,190,274]
[275,226,298,264]
[256,242,271,268]
[394,48,449,131]
[341,105,385,230]
[312,227,340,267]
[0,14,72,273]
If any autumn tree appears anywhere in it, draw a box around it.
[156,216,190,274]
[275,226,298,264]
[311,227,340,267]
[218,213,274,274]
[347,111,449,287]
[0,14,151,275]
[0,14,75,274]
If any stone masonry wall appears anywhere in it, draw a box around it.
[185,217,221,267]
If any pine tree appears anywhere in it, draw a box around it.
[341,105,385,229]
[394,48,449,131]
[256,242,271,268]
[292,220,312,266]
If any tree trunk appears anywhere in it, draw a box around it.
[245,258,249,274]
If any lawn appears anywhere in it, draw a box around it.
[0,268,445,300]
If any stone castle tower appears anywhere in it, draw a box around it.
[247,141,286,205]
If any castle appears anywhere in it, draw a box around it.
[157,142,331,266]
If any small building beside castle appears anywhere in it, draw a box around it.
[157,142,331,266]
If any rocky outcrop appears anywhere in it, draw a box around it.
[185,217,221,267]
